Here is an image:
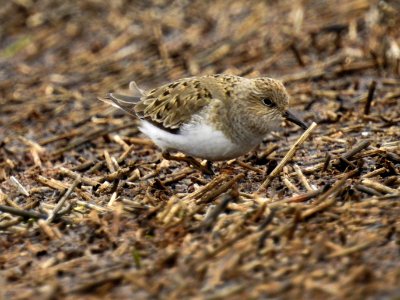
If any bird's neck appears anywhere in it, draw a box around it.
[215,103,266,146]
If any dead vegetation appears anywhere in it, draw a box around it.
[0,0,399,299]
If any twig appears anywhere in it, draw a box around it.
[72,160,95,171]
[88,145,135,174]
[38,219,62,239]
[46,177,81,223]
[257,122,317,192]
[98,164,135,183]
[51,122,136,157]
[196,173,244,204]
[294,164,314,191]
[258,208,276,231]
[181,174,229,201]
[10,176,29,196]
[160,167,194,185]
[18,136,45,153]
[36,175,93,201]
[268,185,328,209]
[200,193,234,231]
[290,43,306,67]
[59,167,99,186]
[299,171,356,220]
[104,150,116,172]
[0,218,22,229]
[127,169,141,182]
[361,178,400,195]
[194,229,252,267]
[279,51,346,82]
[258,144,279,160]
[111,134,130,151]
[108,191,118,207]
[282,174,300,193]
[117,144,136,162]
[338,156,357,168]
[4,194,22,209]
[361,167,387,179]
[364,80,377,115]
[322,153,331,172]
[328,239,378,258]
[75,200,109,212]
[36,175,68,191]
[236,160,264,174]
[0,204,47,219]
[38,130,79,146]
[354,184,382,196]
[66,270,126,294]
[341,140,371,161]
[300,196,337,220]
[0,203,73,225]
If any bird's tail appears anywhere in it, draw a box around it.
[98,81,144,116]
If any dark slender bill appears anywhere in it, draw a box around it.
[283,110,308,130]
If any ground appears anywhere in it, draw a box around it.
[1,0,400,299]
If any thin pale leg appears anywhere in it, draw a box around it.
[162,151,214,175]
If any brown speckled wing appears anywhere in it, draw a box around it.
[134,78,213,131]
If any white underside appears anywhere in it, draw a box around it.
[139,120,258,161]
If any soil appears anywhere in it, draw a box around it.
[1,1,399,299]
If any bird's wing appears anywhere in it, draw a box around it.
[134,77,214,131]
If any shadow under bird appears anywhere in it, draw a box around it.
[100,74,307,173]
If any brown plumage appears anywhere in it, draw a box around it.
[100,74,307,164]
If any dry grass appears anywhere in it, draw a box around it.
[1,0,399,299]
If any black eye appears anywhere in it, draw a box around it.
[262,98,275,107]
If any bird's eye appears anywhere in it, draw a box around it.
[262,98,275,107]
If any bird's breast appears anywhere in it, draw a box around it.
[178,121,257,161]
[139,119,258,161]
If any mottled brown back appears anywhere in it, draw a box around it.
[134,77,214,130]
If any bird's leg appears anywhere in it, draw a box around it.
[162,151,214,175]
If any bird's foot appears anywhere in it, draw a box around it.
[162,152,214,175]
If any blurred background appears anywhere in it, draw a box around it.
[1,1,400,299]
[2,0,400,164]
[1,0,399,135]
[0,0,398,138]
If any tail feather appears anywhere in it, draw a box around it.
[129,81,145,96]
[98,93,141,116]
[98,80,144,117]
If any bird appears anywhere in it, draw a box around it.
[100,74,307,173]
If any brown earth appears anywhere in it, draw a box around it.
[1,0,399,299]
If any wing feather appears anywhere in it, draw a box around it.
[100,77,219,132]
[134,78,213,130]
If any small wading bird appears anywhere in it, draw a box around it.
[100,74,307,174]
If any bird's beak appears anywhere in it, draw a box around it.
[283,110,308,130]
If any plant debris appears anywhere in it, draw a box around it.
[1,0,399,299]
